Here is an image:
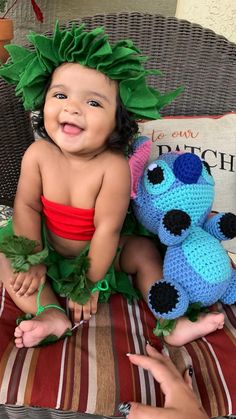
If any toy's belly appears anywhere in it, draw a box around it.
[181,228,231,284]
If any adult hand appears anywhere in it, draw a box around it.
[119,343,209,419]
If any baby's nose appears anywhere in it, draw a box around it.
[173,153,202,184]
[64,102,81,115]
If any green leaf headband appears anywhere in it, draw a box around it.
[0,21,183,119]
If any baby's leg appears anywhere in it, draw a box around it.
[118,236,163,296]
[118,237,224,346]
[0,253,71,348]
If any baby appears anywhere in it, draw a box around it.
[0,23,224,348]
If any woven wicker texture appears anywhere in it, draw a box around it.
[0,405,114,419]
[0,80,34,207]
[58,12,236,116]
[1,12,236,207]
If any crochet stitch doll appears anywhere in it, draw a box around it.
[129,136,236,335]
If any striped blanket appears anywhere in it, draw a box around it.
[0,288,236,417]
[0,207,236,417]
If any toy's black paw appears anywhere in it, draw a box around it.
[163,209,191,236]
[149,281,179,314]
[219,213,236,239]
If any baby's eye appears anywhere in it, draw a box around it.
[54,93,67,99]
[88,100,101,107]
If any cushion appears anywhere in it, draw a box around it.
[0,206,236,418]
[138,112,236,253]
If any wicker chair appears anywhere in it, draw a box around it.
[0,12,236,419]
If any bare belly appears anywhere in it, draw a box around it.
[46,229,90,257]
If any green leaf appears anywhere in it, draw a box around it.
[27,246,49,266]
[0,234,38,256]
[0,234,48,272]
[153,319,177,337]
[185,302,208,322]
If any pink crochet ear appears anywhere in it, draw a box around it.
[129,140,152,198]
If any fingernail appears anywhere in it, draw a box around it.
[118,402,131,416]
[146,340,153,346]
[188,365,193,377]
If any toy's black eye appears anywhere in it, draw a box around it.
[147,165,164,185]
[202,160,212,176]
[145,160,175,194]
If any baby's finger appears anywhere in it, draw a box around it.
[40,274,46,285]
[82,302,92,321]
[10,273,17,286]
[24,277,41,296]
[73,303,83,322]
[12,273,26,292]
[90,291,99,314]
[68,299,75,310]
[16,277,32,296]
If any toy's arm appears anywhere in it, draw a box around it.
[203,212,236,241]
[158,210,191,246]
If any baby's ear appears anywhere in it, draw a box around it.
[128,136,151,198]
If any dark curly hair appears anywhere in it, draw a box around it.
[31,80,139,154]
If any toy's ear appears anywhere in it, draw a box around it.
[128,136,152,198]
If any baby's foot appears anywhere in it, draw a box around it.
[14,308,72,348]
[164,312,225,347]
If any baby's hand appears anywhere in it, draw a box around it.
[69,291,99,322]
[10,264,46,297]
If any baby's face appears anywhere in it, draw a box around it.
[44,63,118,158]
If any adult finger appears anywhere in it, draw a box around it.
[128,347,181,385]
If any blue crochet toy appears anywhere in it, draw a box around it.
[129,136,236,334]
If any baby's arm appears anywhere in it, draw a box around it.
[87,155,131,281]
[70,155,131,322]
[10,142,46,296]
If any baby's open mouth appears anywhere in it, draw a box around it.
[61,123,82,135]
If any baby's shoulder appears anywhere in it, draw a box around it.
[103,151,130,178]
[24,139,57,159]
[103,150,128,167]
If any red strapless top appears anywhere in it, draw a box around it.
[41,195,95,240]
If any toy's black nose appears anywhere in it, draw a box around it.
[173,153,202,184]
